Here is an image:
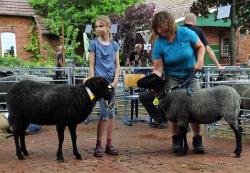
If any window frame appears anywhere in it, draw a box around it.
[0,32,17,57]
[220,37,230,57]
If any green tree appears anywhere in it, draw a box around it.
[24,22,41,60]
[190,0,250,65]
[29,0,142,65]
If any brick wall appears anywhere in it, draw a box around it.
[0,16,33,60]
[203,27,250,65]
[202,27,230,45]
[238,34,250,64]
[202,27,231,64]
[0,15,59,61]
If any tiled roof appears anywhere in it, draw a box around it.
[0,0,51,34]
[146,0,196,19]
[0,0,35,17]
[33,15,51,35]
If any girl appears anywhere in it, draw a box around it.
[88,15,120,157]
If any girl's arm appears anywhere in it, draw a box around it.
[194,38,205,71]
[89,52,95,78]
[111,51,121,89]
[126,57,130,66]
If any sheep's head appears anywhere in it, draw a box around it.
[84,77,114,101]
[137,73,172,113]
[137,73,165,95]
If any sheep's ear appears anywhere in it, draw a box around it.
[167,88,172,93]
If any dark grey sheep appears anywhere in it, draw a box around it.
[7,77,114,161]
[0,71,13,77]
[137,74,242,157]
[0,75,52,107]
[232,84,250,111]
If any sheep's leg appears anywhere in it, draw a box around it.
[12,116,26,160]
[231,125,242,158]
[20,132,29,156]
[56,125,66,162]
[20,123,29,156]
[177,127,188,156]
[183,131,189,152]
[14,133,24,160]
[68,124,82,160]
[238,111,243,133]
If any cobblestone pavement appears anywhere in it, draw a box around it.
[1,120,250,173]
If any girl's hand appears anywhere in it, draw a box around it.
[111,81,118,89]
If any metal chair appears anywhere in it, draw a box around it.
[123,73,145,126]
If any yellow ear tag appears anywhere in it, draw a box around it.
[90,95,95,101]
[153,97,159,106]
[108,85,112,89]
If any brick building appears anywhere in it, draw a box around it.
[0,0,59,60]
[238,34,250,65]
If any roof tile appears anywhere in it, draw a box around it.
[0,0,51,34]
[146,0,196,18]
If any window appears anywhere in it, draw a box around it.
[221,37,230,56]
[1,32,16,57]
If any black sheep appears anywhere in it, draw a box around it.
[7,77,114,161]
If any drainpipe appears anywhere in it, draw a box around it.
[230,0,237,65]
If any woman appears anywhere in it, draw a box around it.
[140,11,205,153]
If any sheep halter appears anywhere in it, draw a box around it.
[86,87,95,101]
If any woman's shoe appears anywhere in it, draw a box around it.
[192,135,205,154]
[172,135,181,153]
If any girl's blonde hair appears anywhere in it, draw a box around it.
[151,11,176,36]
[96,15,113,40]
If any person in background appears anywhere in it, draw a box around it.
[140,11,206,154]
[89,15,120,157]
[55,45,65,79]
[143,49,152,67]
[184,13,224,69]
[126,44,143,67]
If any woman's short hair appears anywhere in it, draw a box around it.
[151,11,176,36]
[184,13,197,24]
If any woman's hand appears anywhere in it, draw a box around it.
[194,62,203,71]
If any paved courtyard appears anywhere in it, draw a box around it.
[1,120,250,173]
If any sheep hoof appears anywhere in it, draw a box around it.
[18,155,25,160]
[75,154,82,160]
[234,153,241,158]
[177,150,187,156]
[22,150,29,156]
[57,156,64,162]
